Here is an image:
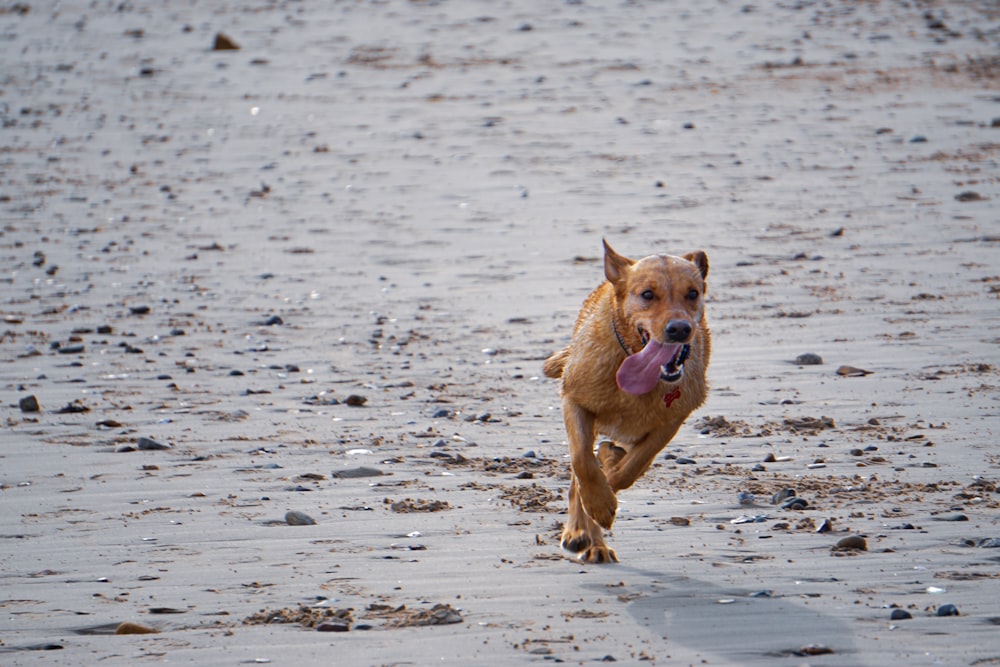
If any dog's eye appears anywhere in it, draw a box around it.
[640,289,655,301]
[685,289,699,301]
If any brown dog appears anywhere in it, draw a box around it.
[543,240,710,563]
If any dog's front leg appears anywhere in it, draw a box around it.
[563,400,617,529]
[605,425,681,492]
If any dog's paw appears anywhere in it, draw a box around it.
[560,529,592,554]
[597,441,627,471]
[578,545,619,564]
[581,486,618,530]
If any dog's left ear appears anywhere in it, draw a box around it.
[684,250,709,281]
[603,239,634,284]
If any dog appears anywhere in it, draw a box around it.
[543,240,710,563]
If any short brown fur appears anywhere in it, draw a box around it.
[544,240,711,563]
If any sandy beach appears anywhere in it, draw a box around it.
[2,1,998,665]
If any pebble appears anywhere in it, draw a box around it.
[781,497,808,510]
[737,491,755,505]
[771,488,796,505]
[977,538,1000,548]
[115,622,158,635]
[816,519,833,533]
[316,621,350,632]
[849,448,864,456]
[344,394,367,407]
[936,604,960,617]
[213,32,240,50]
[669,516,690,526]
[57,344,85,355]
[432,408,454,419]
[675,457,697,465]
[331,467,384,479]
[137,437,170,450]
[795,352,823,365]
[933,513,968,522]
[19,395,40,413]
[834,535,867,551]
[890,609,912,620]
[285,510,316,526]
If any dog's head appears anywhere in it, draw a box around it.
[604,239,708,394]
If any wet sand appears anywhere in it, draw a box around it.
[2,1,998,665]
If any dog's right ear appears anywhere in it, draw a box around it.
[603,239,633,284]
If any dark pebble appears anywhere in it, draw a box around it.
[763,453,776,463]
[285,510,316,526]
[675,457,697,465]
[316,621,349,632]
[933,514,968,522]
[936,604,960,617]
[331,467,383,479]
[909,135,927,143]
[344,395,367,407]
[129,305,151,315]
[58,344,85,355]
[97,324,113,334]
[955,191,984,202]
[263,315,283,326]
[432,408,453,419]
[781,497,808,510]
[849,448,864,456]
[516,471,534,479]
[795,352,823,365]
[834,535,867,551]
[55,402,89,414]
[771,488,796,505]
[816,518,833,533]
[890,609,912,620]
[19,395,40,412]
[213,32,240,50]
[137,437,170,450]
[978,538,1000,548]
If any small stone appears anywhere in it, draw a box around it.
[57,344,85,355]
[331,467,384,479]
[213,32,240,51]
[849,448,864,456]
[263,315,283,326]
[763,453,776,463]
[129,305,151,315]
[816,518,833,533]
[285,510,316,526]
[115,622,158,635]
[837,365,873,377]
[955,191,984,202]
[936,604,960,617]
[316,621,350,632]
[834,535,867,551]
[19,395,40,413]
[890,609,912,620]
[344,395,367,407]
[431,408,453,419]
[137,437,170,450]
[977,538,1000,548]
[669,516,690,526]
[675,457,696,465]
[795,352,823,365]
[781,497,808,510]
[933,513,968,522]
[771,488,796,505]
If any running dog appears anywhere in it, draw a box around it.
[543,240,710,563]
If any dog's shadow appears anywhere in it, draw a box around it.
[582,565,868,666]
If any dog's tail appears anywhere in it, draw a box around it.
[542,348,569,379]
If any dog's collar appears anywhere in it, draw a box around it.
[611,311,633,356]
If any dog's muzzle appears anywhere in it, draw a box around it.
[660,343,690,383]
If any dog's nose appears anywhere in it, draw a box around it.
[665,320,692,343]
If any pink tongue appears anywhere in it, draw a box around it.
[616,340,681,395]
